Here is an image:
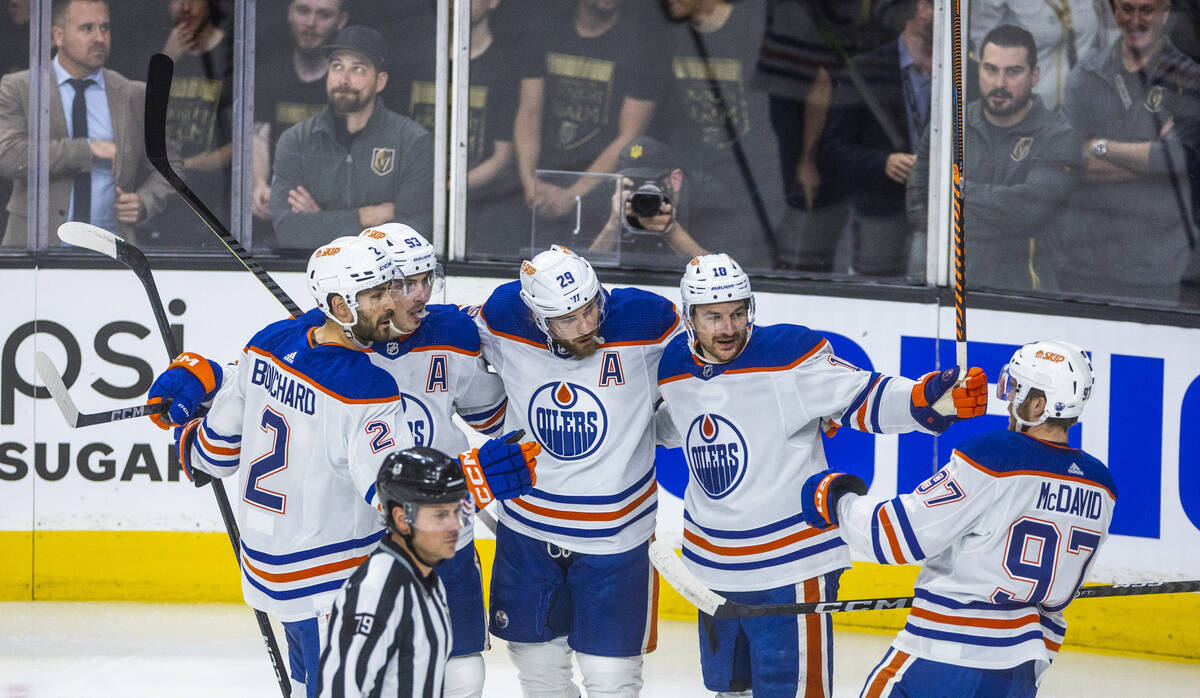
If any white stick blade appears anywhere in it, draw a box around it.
[34,351,80,427]
[648,539,723,616]
[57,222,120,259]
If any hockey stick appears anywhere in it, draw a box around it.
[950,0,967,371]
[143,53,302,318]
[55,222,292,697]
[649,540,1200,618]
[34,352,170,426]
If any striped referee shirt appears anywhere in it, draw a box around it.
[318,536,452,697]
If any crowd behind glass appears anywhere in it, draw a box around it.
[1,0,1198,308]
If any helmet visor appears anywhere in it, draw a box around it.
[411,498,471,532]
[546,295,605,340]
[996,364,1019,401]
[400,264,445,298]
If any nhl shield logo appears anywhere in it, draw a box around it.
[1010,137,1033,162]
[386,341,400,355]
[527,381,608,460]
[371,147,396,176]
[702,364,714,378]
[1145,85,1165,113]
[684,413,749,499]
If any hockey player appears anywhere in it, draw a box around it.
[318,446,470,698]
[655,253,989,697]
[801,340,1114,697]
[354,223,509,698]
[147,236,538,698]
[472,245,679,697]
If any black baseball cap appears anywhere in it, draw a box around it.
[321,25,388,71]
[618,137,675,179]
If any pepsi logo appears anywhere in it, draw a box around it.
[684,413,749,499]
[400,393,435,447]
[527,381,608,460]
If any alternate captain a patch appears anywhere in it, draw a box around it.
[371,147,396,175]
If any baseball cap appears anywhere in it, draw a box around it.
[321,25,388,71]
[618,137,675,179]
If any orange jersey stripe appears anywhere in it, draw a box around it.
[723,338,828,377]
[511,482,657,522]
[403,344,481,357]
[1044,638,1062,652]
[864,650,910,698]
[909,607,1042,630]
[877,506,908,564]
[198,427,240,456]
[856,375,880,432]
[242,554,368,583]
[803,576,826,698]
[474,404,507,430]
[956,450,1117,500]
[683,524,830,556]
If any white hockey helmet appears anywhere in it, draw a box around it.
[359,223,444,296]
[307,236,397,329]
[519,245,606,339]
[680,254,756,360]
[997,340,1094,427]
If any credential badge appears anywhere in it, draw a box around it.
[1010,136,1033,162]
[371,147,396,176]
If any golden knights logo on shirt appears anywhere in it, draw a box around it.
[526,381,607,460]
[684,413,749,498]
[371,147,396,176]
[1010,137,1033,162]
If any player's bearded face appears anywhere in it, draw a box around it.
[692,300,749,363]
[350,281,401,344]
[547,300,603,358]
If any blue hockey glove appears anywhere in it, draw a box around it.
[909,366,988,433]
[458,430,540,506]
[173,418,212,487]
[801,470,867,529]
[148,353,223,430]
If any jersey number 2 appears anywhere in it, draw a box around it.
[244,407,289,514]
[994,516,1102,608]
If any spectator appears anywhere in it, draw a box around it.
[752,0,886,272]
[512,0,660,227]
[462,0,527,260]
[345,0,437,125]
[252,0,348,244]
[1059,0,1200,302]
[589,136,777,270]
[0,0,172,247]
[819,0,934,278]
[970,0,1118,109]
[908,25,1082,292]
[153,0,234,246]
[270,25,433,249]
[654,0,785,271]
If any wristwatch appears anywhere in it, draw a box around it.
[1091,139,1108,158]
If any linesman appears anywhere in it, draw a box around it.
[318,447,469,697]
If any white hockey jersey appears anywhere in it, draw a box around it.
[365,304,508,550]
[189,313,413,622]
[656,323,930,592]
[837,430,1116,680]
[474,282,679,554]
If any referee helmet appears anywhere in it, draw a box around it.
[377,447,469,534]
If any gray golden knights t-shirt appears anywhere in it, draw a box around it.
[521,6,663,173]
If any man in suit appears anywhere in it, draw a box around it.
[0,0,172,247]
[818,0,934,277]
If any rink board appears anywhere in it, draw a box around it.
[3,270,1200,661]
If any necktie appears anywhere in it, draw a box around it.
[68,77,95,223]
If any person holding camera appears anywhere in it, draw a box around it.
[589,136,775,269]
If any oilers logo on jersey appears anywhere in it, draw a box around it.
[399,393,435,446]
[527,381,607,460]
[684,413,749,499]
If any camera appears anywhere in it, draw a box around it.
[629,182,669,219]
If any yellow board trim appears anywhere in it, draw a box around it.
[4,532,1197,662]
